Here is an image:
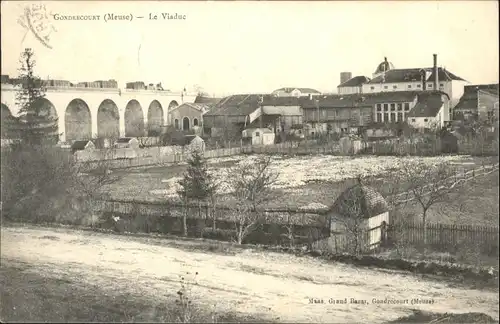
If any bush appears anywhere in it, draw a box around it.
[1,144,75,222]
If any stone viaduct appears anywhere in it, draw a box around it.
[0,84,197,142]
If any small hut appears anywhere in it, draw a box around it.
[71,140,95,154]
[114,137,139,149]
[319,180,389,253]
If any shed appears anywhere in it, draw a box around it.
[71,140,95,153]
[325,180,390,252]
[184,135,205,152]
[242,128,275,146]
[114,137,139,149]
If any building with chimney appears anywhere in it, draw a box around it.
[337,55,469,118]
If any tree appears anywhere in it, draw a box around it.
[396,160,459,245]
[177,149,218,236]
[226,156,278,244]
[15,48,59,145]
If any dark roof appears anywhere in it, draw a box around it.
[116,137,134,143]
[428,68,466,82]
[71,140,92,150]
[407,92,447,118]
[301,91,430,109]
[205,94,307,116]
[194,96,222,105]
[367,67,465,84]
[331,182,388,219]
[454,84,499,112]
[338,76,371,88]
[274,87,321,94]
[183,135,203,145]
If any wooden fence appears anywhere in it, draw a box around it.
[92,199,330,246]
[390,221,499,256]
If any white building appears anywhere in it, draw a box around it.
[242,127,275,146]
[407,92,450,130]
[339,55,469,111]
[271,87,321,98]
[337,76,371,95]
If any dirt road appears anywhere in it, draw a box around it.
[1,225,498,323]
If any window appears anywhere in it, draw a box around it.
[384,85,388,89]
[424,119,429,122]
[439,83,444,87]
[397,112,403,121]
[255,132,260,137]
[411,118,416,122]
[376,104,382,112]
[174,119,179,129]
[193,118,199,126]
[404,103,410,111]
[390,103,396,111]
[428,84,433,88]
[384,113,389,122]
[383,104,389,111]
[390,113,396,122]
[408,85,412,88]
[417,84,421,88]
[370,86,375,90]
[376,113,383,122]
[393,85,397,89]
[397,103,402,111]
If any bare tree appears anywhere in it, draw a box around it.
[396,160,459,244]
[226,156,278,244]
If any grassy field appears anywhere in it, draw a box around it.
[1,225,499,323]
[99,154,498,225]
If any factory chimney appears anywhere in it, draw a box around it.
[420,69,426,90]
[433,54,439,91]
[340,72,352,85]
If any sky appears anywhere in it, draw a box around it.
[1,1,499,97]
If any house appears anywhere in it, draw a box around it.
[242,128,275,146]
[203,94,305,138]
[114,137,139,149]
[271,87,321,98]
[453,84,499,122]
[356,55,468,109]
[406,91,450,130]
[324,180,390,252]
[168,102,210,134]
[301,94,373,135]
[337,75,371,95]
[71,140,95,153]
[183,135,205,152]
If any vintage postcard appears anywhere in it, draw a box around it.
[1,1,499,323]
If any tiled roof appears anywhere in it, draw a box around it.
[71,140,91,150]
[406,92,446,118]
[454,84,499,111]
[274,87,321,94]
[367,67,465,84]
[194,96,222,105]
[116,137,134,143]
[204,94,266,116]
[301,91,424,109]
[205,94,306,116]
[331,183,388,219]
[428,68,466,82]
[338,76,371,88]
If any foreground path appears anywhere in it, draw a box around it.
[1,226,498,323]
